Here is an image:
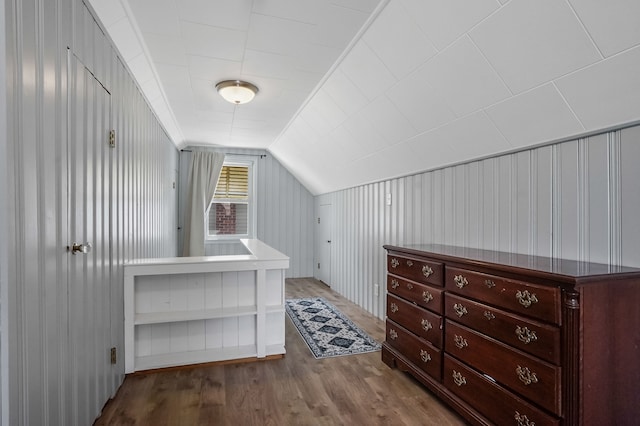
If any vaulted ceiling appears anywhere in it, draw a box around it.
[88,0,640,195]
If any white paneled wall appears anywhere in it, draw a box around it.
[2,1,178,425]
[317,125,640,320]
[178,148,314,278]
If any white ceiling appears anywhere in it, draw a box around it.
[89,0,640,195]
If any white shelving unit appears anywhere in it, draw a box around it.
[124,239,289,373]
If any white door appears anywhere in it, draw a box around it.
[68,55,113,425]
[318,204,332,286]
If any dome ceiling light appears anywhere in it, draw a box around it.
[215,80,259,105]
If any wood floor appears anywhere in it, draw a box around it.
[95,278,465,425]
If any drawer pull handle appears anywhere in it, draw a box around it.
[420,349,431,363]
[516,365,538,385]
[406,283,413,290]
[391,279,399,289]
[485,279,496,288]
[452,370,467,387]
[514,412,535,426]
[454,275,468,288]
[516,290,538,308]
[453,303,468,317]
[515,326,538,344]
[406,260,413,267]
[422,291,433,303]
[389,329,398,340]
[421,319,432,332]
[454,335,468,349]
[422,265,434,278]
[390,303,399,313]
[390,258,399,268]
[483,311,495,320]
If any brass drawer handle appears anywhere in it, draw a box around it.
[454,335,468,349]
[389,329,398,340]
[454,274,468,289]
[421,319,432,332]
[515,290,538,308]
[391,279,399,289]
[390,302,399,313]
[514,412,534,426]
[406,283,413,290]
[485,279,496,288]
[516,365,538,385]
[406,260,413,267]
[420,349,431,363]
[515,326,538,344]
[422,290,433,303]
[422,265,434,278]
[483,310,495,320]
[453,303,468,317]
[452,370,467,386]
[391,258,399,268]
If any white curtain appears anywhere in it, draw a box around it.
[182,151,225,256]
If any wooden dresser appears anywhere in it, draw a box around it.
[382,244,640,426]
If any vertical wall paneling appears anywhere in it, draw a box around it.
[0,0,8,420]
[3,0,179,424]
[318,124,640,320]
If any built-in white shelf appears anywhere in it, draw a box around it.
[124,239,289,373]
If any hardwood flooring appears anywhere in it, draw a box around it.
[95,278,465,425]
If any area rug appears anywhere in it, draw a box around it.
[285,297,381,359]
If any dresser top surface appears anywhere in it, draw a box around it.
[384,244,640,282]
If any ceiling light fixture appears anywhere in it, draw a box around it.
[215,80,259,105]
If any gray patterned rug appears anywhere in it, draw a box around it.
[285,297,381,359]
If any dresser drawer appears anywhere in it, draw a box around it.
[444,355,560,426]
[445,320,561,416]
[386,319,442,381]
[444,293,560,364]
[387,254,443,287]
[387,274,443,314]
[387,293,443,349]
[445,267,561,324]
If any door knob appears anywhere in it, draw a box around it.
[70,242,92,255]
[327,240,331,243]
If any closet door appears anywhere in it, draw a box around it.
[68,54,113,426]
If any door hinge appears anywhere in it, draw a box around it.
[110,347,117,364]
[109,129,116,148]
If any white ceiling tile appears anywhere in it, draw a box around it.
[176,0,252,31]
[127,53,155,85]
[292,44,341,74]
[108,18,143,62]
[485,83,584,148]
[400,0,500,50]
[241,49,294,80]
[555,46,640,131]
[568,0,640,57]
[299,103,334,136]
[144,34,188,66]
[386,72,456,134]
[406,131,460,170]
[422,36,511,117]
[88,0,126,28]
[360,95,418,146]
[470,0,601,94]
[140,78,162,103]
[154,63,191,88]
[331,0,383,13]
[410,112,511,162]
[190,78,235,112]
[181,22,246,61]
[246,14,311,57]
[187,55,242,81]
[128,0,181,37]
[339,40,397,101]
[322,69,369,116]
[341,112,389,153]
[251,0,322,24]
[309,4,369,49]
[363,1,437,80]
[310,90,348,130]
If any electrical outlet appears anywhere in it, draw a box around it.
[374,283,379,297]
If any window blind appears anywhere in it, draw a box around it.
[214,165,249,199]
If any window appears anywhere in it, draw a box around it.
[207,157,256,239]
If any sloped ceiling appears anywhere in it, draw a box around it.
[89,0,640,195]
